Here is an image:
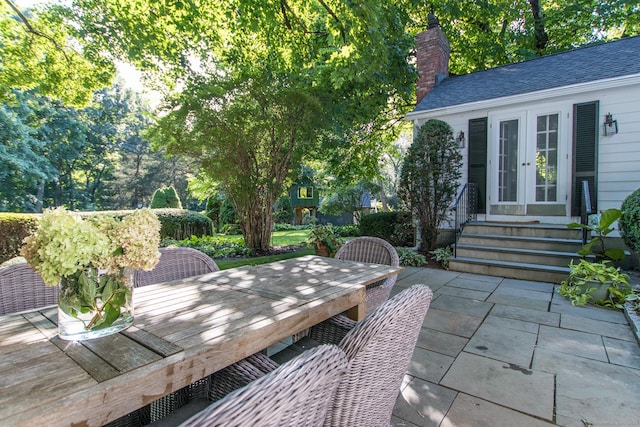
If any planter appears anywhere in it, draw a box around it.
[577,279,610,303]
[58,268,134,341]
[315,244,330,257]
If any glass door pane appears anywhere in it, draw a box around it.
[535,114,558,202]
[499,119,519,202]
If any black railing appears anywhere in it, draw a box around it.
[580,180,594,247]
[452,183,478,257]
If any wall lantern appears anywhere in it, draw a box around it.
[603,112,618,136]
[457,130,465,148]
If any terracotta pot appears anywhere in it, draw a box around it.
[315,244,330,257]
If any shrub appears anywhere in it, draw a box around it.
[152,209,212,240]
[219,199,238,229]
[620,188,640,255]
[274,195,294,224]
[399,119,462,251]
[205,192,225,231]
[359,211,414,246]
[220,223,242,235]
[430,246,453,269]
[0,213,40,264]
[150,186,183,209]
[165,235,251,259]
[396,247,427,267]
[274,223,298,231]
[333,225,360,238]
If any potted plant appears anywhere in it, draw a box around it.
[559,259,630,306]
[307,224,342,257]
[20,207,161,340]
[560,208,631,306]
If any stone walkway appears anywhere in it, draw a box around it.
[391,267,640,427]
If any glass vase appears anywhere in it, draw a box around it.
[57,267,134,341]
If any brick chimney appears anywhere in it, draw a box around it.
[416,14,450,104]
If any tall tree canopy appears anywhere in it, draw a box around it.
[1,0,114,106]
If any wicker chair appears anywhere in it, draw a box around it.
[0,263,58,316]
[334,236,400,314]
[128,247,218,424]
[210,285,433,427]
[180,345,348,427]
[133,247,219,287]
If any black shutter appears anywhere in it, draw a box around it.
[468,118,488,214]
[572,102,598,216]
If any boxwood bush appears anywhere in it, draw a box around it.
[620,188,640,255]
[359,211,414,246]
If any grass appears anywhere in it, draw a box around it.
[216,246,315,270]
[214,229,313,270]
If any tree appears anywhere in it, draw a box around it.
[320,180,381,224]
[154,71,323,252]
[274,196,294,225]
[1,1,114,106]
[399,120,462,251]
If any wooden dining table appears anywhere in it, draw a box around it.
[0,255,402,426]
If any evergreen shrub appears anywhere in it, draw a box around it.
[359,211,414,246]
[620,188,640,255]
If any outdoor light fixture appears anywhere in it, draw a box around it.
[603,113,618,136]
[457,130,465,148]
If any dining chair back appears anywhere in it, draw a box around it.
[0,263,57,315]
[180,345,348,427]
[133,247,219,287]
[334,236,400,313]
[324,284,433,427]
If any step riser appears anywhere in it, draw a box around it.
[449,260,568,283]
[455,248,579,267]
[458,236,582,252]
[463,224,581,240]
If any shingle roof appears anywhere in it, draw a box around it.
[412,35,640,113]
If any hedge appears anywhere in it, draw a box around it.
[0,209,213,264]
[358,211,414,247]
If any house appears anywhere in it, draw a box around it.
[407,17,640,223]
[289,177,320,225]
[406,16,640,279]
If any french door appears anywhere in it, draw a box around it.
[489,107,569,217]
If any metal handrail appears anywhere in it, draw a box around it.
[580,180,593,247]
[452,183,478,257]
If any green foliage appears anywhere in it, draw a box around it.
[0,3,115,107]
[567,208,625,261]
[559,259,631,307]
[399,120,462,251]
[620,188,640,255]
[320,181,380,223]
[150,186,183,209]
[359,211,414,247]
[155,71,323,252]
[306,225,343,257]
[430,246,453,270]
[333,225,360,238]
[219,199,238,229]
[0,213,40,263]
[152,209,212,240]
[220,223,242,235]
[396,247,427,267]
[164,236,251,259]
[274,195,294,225]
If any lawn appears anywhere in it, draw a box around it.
[215,229,314,270]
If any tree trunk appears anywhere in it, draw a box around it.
[528,0,548,53]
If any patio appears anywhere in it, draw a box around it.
[391,267,640,426]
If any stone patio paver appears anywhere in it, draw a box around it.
[391,268,640,426]
[422,308,483,338]
[532,348,640,426]
[415,327,468,357]
[463,322,538,366]
[537,325,608,361]
[440,393,555,427]
[440,352,555,421]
